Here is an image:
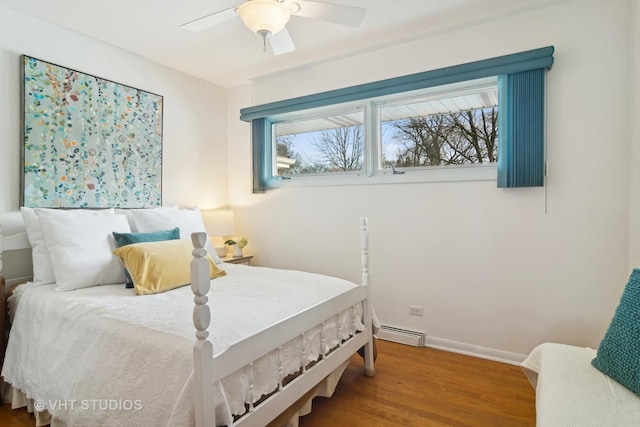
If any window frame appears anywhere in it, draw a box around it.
[272,104,369,179]
[242,46,554,193]
[372,77,499,175]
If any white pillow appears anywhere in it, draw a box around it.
[36,209,130,291]
[21,207,116,285]
[115,205,178,232]
[131,207,222,264]
[20,207,56,285]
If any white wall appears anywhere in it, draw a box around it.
[630,1,640,270]
[2,0,633,360]
[228,0,636,357]
[0,5,228,213]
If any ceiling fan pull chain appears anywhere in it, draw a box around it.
[256,29,271,53]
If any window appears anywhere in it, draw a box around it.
[376,79,497,171]
[241,46,554,193]
[274,109,365,177]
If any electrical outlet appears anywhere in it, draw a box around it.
[408,305,423,316]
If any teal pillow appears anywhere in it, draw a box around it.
[591,268,640,396]
[112,228,180,288]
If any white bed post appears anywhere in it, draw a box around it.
[360,217,376,377]
[191,232,215,427]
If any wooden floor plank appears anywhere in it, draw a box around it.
[0,340,536,426]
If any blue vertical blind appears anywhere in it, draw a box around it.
[251,118,270,194]
[497,70,546,187]
[242,46,554,193]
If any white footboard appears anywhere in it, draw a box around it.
[190,217,375,427]
[191,232,216,427]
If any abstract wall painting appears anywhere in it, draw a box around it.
[21,55,163,208]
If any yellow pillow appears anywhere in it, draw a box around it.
[113,239,226,295]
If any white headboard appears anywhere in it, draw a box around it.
[0,211,32,289]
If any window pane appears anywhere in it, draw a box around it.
[274,111,365,176]
[380,85,498,169]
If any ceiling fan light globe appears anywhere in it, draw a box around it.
[238,0,291,35]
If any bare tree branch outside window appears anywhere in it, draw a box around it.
[386,107,498,168]
[274,106,496,177]
[311,127,364,172]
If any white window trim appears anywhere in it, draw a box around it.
[271,78,499,188]
[270,164,497,188]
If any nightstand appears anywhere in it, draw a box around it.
[221,255,253,266]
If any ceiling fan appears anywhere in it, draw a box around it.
[180,0,366,55]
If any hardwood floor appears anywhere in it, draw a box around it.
[299,340,536,427]
[0,340,535,426]
[0,404,34,427]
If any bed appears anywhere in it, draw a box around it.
[0,208,376,427]
[521,269,640,426]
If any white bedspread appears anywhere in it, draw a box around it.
[2,264,365,427]
[521,342,640,426]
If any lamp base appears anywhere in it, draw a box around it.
[233,245,243,258]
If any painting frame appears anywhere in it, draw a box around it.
[20,55,164,208]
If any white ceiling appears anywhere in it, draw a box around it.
[0,0,565,88]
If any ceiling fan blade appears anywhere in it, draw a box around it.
[295,0,365,28]
[180,6,238,32]
[269,28,296,55]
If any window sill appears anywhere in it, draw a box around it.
[270,164,497,188]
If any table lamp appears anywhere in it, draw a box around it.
[202,210,235,258]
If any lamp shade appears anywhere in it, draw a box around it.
[201,210,235,237]
[237,0,291,35]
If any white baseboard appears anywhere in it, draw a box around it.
[377,324,526,366]
[425,336,526,366]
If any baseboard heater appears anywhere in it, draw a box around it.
[377,325,425,347]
